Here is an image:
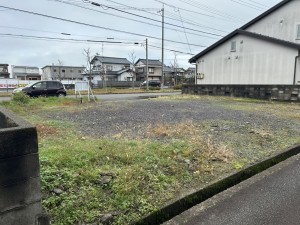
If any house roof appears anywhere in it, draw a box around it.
[12,66,39,69]
[91,56,131,65]
[189,29,300,63]
[189,0,294,63]
[135,59,163,66]
[41,65,85,69]
[240,0,292,30]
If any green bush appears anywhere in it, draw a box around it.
[12,92,30,104]
[173,84,182,90]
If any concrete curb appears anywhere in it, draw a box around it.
[133,143,300,225]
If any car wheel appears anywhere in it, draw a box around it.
[57,93,66,97]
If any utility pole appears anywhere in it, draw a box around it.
[146,38,149,90]
[174,52,177,86]
[161,5,165,87]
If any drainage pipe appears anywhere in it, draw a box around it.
[293,50,300,85]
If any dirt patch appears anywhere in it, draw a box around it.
[36,123,59,139]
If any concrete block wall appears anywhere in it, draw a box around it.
[0,107,49,225]
[182,85,300,102]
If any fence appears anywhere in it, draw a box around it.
[182,85,300,101]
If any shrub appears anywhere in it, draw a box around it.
[173,84,182,90]
[12,92,30,104]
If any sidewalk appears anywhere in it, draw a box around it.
[163,153,300,225]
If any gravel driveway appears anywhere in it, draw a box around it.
[45,98,300,143]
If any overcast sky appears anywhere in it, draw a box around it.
[0,0,281,73]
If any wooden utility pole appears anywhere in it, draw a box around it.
[146,38,149,90]
[161,5,165,87]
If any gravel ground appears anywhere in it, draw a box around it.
[44,98,300,142]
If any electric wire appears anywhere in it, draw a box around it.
[0,5,207,48]
[50,0,221,39]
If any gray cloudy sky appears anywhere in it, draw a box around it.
[0,0,281,72]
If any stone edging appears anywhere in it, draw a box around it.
[134,143,300,225]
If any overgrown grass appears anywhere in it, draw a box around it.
[36,119,234,224]
[1,95,299,225]
[1,93,81,115]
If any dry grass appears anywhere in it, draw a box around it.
[144,122,234,165]
[36,123,60,139]
[203,138,233,163]
[144,121,197,138]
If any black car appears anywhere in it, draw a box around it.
[141,80,161,87]
[13,81,67,97]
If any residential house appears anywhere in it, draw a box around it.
[88,56,133,82]
[11,66,41,80]
[185,67,196,79]
[188,0,300,101]
[190,0,300,86]
[42,65,84,80]
[0,64,10,79]
[135,59,163,81]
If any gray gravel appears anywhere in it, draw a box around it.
[44,99,300,139]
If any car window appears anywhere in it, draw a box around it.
[33,82,46,89]
[47,82,62,88]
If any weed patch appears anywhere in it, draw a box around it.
[1,95,299,225]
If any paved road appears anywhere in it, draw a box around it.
[0,92,181,102]
[164,153,300,225]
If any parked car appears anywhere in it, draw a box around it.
[141,80,161,87]
[13,81,67,97]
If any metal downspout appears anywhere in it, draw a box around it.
[293,50,300,85]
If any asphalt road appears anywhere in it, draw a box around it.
[0,92,181,102]
[164,153,300,225]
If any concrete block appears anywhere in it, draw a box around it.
[0,202,43,225]
[0,128,38,159]
[0,154,40,186]
[0,177,42,213]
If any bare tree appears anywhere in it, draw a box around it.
[83,48,93,85]
[57,59,64,81]
[128,50,137,87]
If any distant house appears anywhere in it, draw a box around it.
[189,0,300,86]
[135,59,163,81]
[42,65,84,80]
[88,56,133,82]
[0,64,10,79]
[185,67,196,79]
[11,66,41,80]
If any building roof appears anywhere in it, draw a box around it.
[135,59,163,66]
[240,0,292,30]
[189,0,295,63]
[91,56,131,65]
[189,29,300,63]
[12,66,39,69]
[41,65,85,69]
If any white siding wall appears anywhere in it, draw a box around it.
[42,68,52,80]
[119,72,132,81]
[196,34,298,85]
[245,0,300,44]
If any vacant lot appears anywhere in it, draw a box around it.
[2,95,300,225]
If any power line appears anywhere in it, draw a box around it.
[148,44,194,55]
[0,33,130,44]
[0,31,195,55]
[175,0,245,22]
[50,0,221,39]
[0,5,207,47]
[177,9,192,54]
[230,0,265,10]
[102,0,230,34]
[82,0,224,37]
